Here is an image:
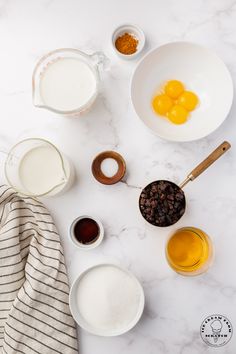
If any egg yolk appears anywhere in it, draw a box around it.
[164,80,184,99]
[152,94,173,116]
[177,91,199,111]
[167,105,189,124]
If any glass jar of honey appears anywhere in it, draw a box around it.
[166,227,214,276]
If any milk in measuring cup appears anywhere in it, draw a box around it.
[40,58,97,112]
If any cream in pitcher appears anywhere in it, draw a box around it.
[5,138,72,197]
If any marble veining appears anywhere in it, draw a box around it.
[0,0,236,353]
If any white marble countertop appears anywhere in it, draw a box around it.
[1,0,236,353]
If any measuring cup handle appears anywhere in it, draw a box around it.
[187,141,231,181]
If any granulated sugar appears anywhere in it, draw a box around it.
[76,265,142,332]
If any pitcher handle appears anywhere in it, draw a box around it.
[90,51,110,74]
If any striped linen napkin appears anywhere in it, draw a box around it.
[0,185,78,354]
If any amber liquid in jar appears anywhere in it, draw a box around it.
[166,227,213,276]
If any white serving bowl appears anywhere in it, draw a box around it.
[131,42,233,142]
[69,264,145,336]
[112,24,145,60]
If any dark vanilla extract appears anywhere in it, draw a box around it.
[74,218,99,244]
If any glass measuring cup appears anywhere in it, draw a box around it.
[166,227,214,276]
[4,138,73,197]
[32,48,109,116]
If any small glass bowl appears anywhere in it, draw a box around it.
[165,227,214,276]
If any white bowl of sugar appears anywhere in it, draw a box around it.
[69,264,145,336]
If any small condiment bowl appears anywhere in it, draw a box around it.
[111,24,145,60]
[69,215,104,250]
[92,151,126,185]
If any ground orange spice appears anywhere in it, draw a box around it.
[115,32,138,55]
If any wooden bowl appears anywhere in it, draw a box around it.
[92,151,126,185]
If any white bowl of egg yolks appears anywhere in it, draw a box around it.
[131,42,233,142]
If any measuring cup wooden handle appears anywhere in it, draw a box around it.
[187,141,231,181]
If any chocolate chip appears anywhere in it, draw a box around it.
[151,200,158,208]
[167,195,174,201]
[139,180,186,227]
[176,193,184,201]
[140,198,145,205]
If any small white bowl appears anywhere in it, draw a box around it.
[112,24,145,60]
[69,215,104,250]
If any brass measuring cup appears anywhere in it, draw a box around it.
[139,141,231,227]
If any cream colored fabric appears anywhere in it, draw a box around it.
[0,185,78,354]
